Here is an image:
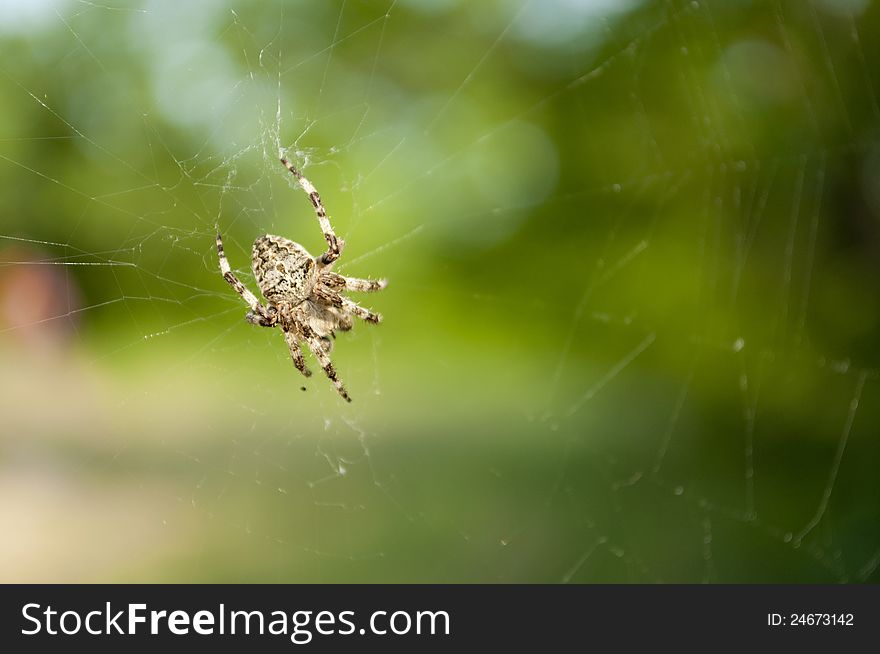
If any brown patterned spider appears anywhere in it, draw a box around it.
[216,158,386,402]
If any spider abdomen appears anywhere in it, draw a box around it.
[252,234,316,303]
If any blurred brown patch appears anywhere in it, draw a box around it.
[0,246,82,354]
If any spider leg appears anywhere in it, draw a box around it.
[302,330,351,402]
[322,271,387,293]
[280,158,342,266]
[283,330,312,378]
[340,297,382,324]
[341,275,387,292]
[312,286,382,324]
[217,233,275,324]
[246,311,276,327]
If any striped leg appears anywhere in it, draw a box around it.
[280,158,341,266]
[341,297,382,324]
[303,331,351,402]
[284,330,312,378]
[319,272,386,293]
[341,275,387,292]
[313,285,382,325]
[217,233,275,324]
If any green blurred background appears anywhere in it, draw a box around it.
[1,0,878,582]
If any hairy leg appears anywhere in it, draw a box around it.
[342,275,387,292]
[217,233,275,324]
[321,271,387,292]
[302,331,351,402]
[280,158,341,266]
[312,285,381,324]
[284,330,312,378]
[340,297,381,324]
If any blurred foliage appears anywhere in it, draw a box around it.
[0,0,878,582]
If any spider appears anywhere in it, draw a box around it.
[216,157,386,402]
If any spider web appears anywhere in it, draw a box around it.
[0,0,878,583]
